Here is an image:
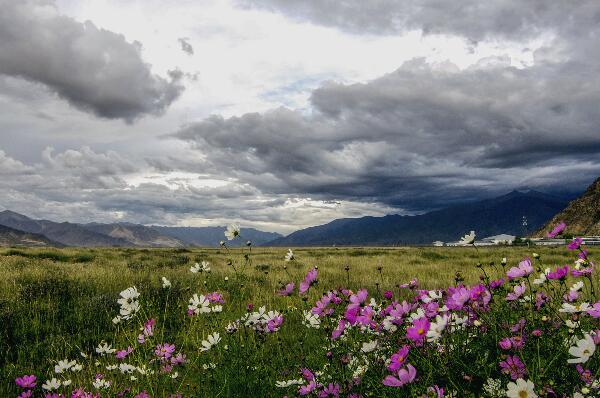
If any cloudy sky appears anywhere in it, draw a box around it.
[1,0,599,234]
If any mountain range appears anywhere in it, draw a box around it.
[0,210,281,247]
[534,177,600,237]
[0,188,579,247]
[266,190,569,246]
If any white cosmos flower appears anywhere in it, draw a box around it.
[427,315,449,342]
[62,379,72,386]
[119,300,140,319]
[188,294,211,315]
[161,277,171,288]
[560,302,590,313]
[118,286,139,302]
[72,363,83,372]
[533,268,550,285]
[119,363,136,374]
[302,310,321,329]
[200,332,221,352]
[42,377,61,391]
[224,224,240,240]
[459,231,476,245]
[190,261,211,273]
[506,378,537,398]
[276,379,304,387]
[421,290,443,303]
[95,342,115,356]
[93,378,111,389]
[212,305,223,313]
[361,340,378,353]
[284,249,294,261]
[568,334,596,364]
[54,359,76,373]
[112,316,122,324]
[570,281,585,292]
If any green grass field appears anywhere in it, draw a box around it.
[0,245,594,396]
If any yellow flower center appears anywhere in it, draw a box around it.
[418,328,424,334]
[519,391,528,398]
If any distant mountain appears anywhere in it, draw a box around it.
[266,190,568,246]
[154,226,282,247]
[0,210,281,247]
[533,177,600,237]
[0,210,130,247]
[0,224,62,247]
[83,223,186,247]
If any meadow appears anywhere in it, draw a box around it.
[1,234,598,397]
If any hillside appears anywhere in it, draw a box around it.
[84,223,186,247]
[267,190,568,246]
[154,226,282,247]
[0,224,62,247]
[533,177,600,237]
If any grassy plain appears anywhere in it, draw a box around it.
[0,245,591,396]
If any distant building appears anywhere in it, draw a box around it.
[432,241,445,247]
[481,234,516,245]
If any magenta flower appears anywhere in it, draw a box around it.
[587,302,600,318]
[15,375,36,388]
[155,343,176,360]
[134,392,150,398]
[382,364,417,387]
[547,265,569,280]
[207,292,224,304]
[318,383,340,397]
[506,283,526,301]
[547,222,566,238]
[299,268,318,294]
[267,314,284,332]
[568,237,583,250]
[331,319,347,340]
[71,388,100,398]
[278,282,295,296]
[406,317,430,345]
[170,352,187,365]
[489,278,505,289]
[387,345,410,372]
[138,319,156,344]
[116,346,133,360]
[446,286,470,310]
[383,290,393,300]
[572,264,594,277]
[18,391,32,398]
[499,355,526,380]
[499,338,512,350]
[299,380,317,395]
[506,258,533,279]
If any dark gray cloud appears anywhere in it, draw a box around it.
[178,38,194,55]
[237,0,600,42]
[0,0,184,121]
[172,53,600,211]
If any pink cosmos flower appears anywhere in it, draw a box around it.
[489,278,505,289]
[331,319,347,340]
[446,286,470,310]
[383,290,394,300]
[134,392,150,398]
[278,282,295,296]
[206,292,224,304]
[406,317,430,345]
[155,343,176,360]
[399,278,418,289]
[299,268,318,294]
[568,237,583,250]
[299,380,317,395]
[587,302,600,318]
[44,394,65,398]
[387,345,410,372]
[116,346,133,360]
[506,283,526,301]
[18,391,32,398]
[267,314,284,332]
[547,265,569,280]
[71,388,100,398]
[547,222,566,238]
[427,386,445,397]
[382,364,417,387]
[15,375,36,388]
[170,352,187,365]
[499,355,526,380]
[318,383,340,397]
[499,338,512,350]
[138,319,156,344]
[572,264,594,277]
[506,258,533,279]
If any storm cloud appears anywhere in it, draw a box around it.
[0,0,184,121]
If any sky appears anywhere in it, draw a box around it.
[0,0,599,234]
